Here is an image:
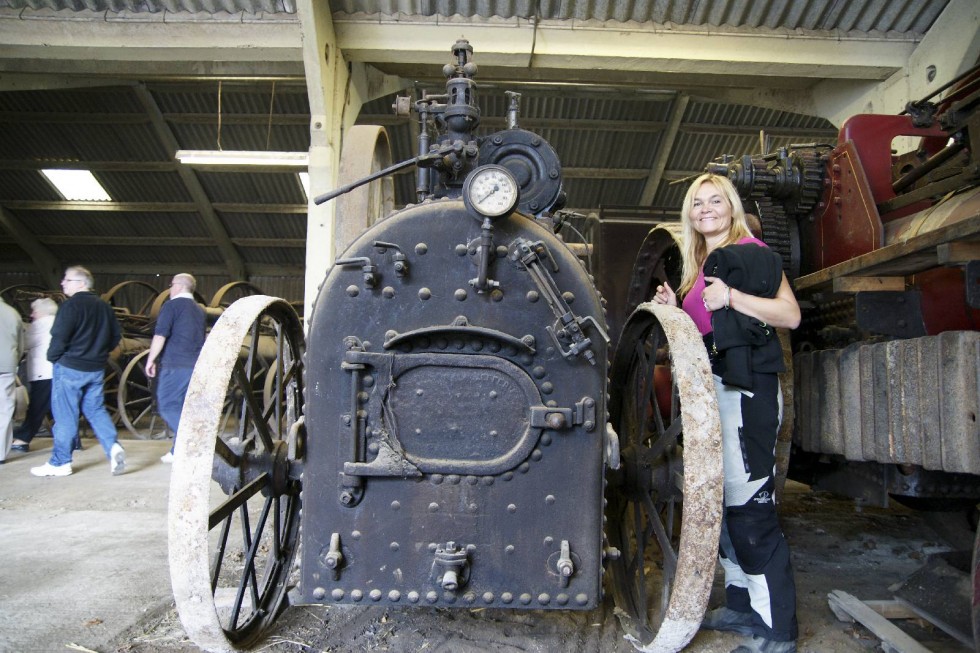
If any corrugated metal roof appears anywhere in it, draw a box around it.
[0,0,950,35]
[0,0,295,13]
[329,0,949,33]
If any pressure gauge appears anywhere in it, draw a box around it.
[463,164,519,218]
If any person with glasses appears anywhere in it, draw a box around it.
[30,266,126,477]
[144,273,205,464]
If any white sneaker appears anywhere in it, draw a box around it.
[160,452,174,464]
[31,462,73,477]
[110,443,126,476]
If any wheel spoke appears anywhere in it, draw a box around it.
[210,513,233,593]
[230,499,267,631]
[231,360,276,452]
[214,435,241,468]
[643,492,678,575]
[208,473,269,530]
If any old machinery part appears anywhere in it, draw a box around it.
[479,128,564,217]
[748,195,799,280]
[301,180,608,617]
[605,302,723,652]
[510,237,609,365]
[169,295,305,653]
[793,331,980,476]
[705,147,827,279]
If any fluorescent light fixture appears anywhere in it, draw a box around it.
[175,150,309,167]
[298,172,310,200]
[41,169,111,201]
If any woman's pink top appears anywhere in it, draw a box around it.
[681,236,767,336]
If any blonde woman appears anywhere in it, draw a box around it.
[12,298,58,452]
[653,174,800,653]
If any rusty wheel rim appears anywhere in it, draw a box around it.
[606,303,723,652]
[169,296,305,652]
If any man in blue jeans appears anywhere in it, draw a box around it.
[144,273,205,463]
[31,266,125,477]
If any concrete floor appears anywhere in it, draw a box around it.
[0,436,175,653]
[0,435,972,653]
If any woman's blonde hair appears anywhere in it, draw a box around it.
[31,297,59,318]
[677,173,754,297]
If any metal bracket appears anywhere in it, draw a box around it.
[430,542,470,591]
[555,540,574,588]
[529,397,596,432]
[335,256,378,289]
[509,237,608,366]
[319,532,344,581]
[373,241,409,278]
[855,291,926,338]
[468,217,500,292]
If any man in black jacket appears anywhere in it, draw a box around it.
[30,266,125,477]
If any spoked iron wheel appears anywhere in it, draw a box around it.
[606,303,723,652]
[169,296,305,653]
[117,349,167,439]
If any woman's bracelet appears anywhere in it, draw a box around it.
[724,285,732,310]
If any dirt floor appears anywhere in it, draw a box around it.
[109,482,974,653]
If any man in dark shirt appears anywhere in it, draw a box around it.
[31,266,125,477]
[145,273,205,463]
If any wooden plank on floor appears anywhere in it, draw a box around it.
[828,590,934,653]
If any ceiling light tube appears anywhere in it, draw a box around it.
[175,150,309,167]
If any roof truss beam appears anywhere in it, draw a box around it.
[1,10,915,89]
[335,18,916,84]
[133,84,247,279]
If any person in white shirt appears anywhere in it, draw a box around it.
[11,298,58,453]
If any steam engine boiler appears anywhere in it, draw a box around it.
[167,39,727,653]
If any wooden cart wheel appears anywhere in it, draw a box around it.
[103,357,124,427]
[169,295,305,653]
[102,280,161,316]
[606,303,723,652]
[209,281,264,310]
[117,349,167,439]
[334,124,395,258]
[0,283,48,319]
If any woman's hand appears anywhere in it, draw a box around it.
[702,276,730,312]
[703,274,801,329]
[652,281,677,307]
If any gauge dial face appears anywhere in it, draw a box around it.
[464,165,519,218]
